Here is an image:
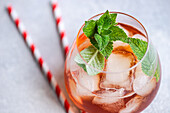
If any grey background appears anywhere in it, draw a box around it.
[0,0,170,113]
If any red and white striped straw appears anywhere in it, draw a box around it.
[7,5,75,113]
[51,0,70,56]
[50,1,87,113]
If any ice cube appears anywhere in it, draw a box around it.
[106,53,133,81]
[92,89,125,112]
[133,65,156,96]
[101,52,135,90]
[113,41,134,54]
[119,95,143,113]
[113,41,129,49]
[69,79,82,104]
[74,68,100,96]
[100,78,132,91]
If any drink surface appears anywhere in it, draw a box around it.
[65,23,161,113]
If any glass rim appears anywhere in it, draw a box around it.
[76,11,150,74]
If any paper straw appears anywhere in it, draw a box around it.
[7,5,75,113]
[51,0,70,56]
[50,1,87,113]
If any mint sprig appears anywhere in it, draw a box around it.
[74,10,160,81]
[83,10,118,59]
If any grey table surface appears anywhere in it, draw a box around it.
[0,0,170,113]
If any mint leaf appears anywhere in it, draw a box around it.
[93,33,111,58]
[127,37,160,81]
[77,63,87,72]
[94,33,110,51]
[101,29,112,35]
[141,44,157,76]
[83,20,96,38]
[101,35,110,49]
[97,10,110,34]
[127,37,147,60]
[74,46,105,75]
[92,34,111,59]
[110,13,117,24]
[89,37,99,50]
[109,26,128,42]
[100,41,113,59]
[97,10,117,34]
[94,33,102,50]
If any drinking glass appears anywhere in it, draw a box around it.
[64,12,161,113]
